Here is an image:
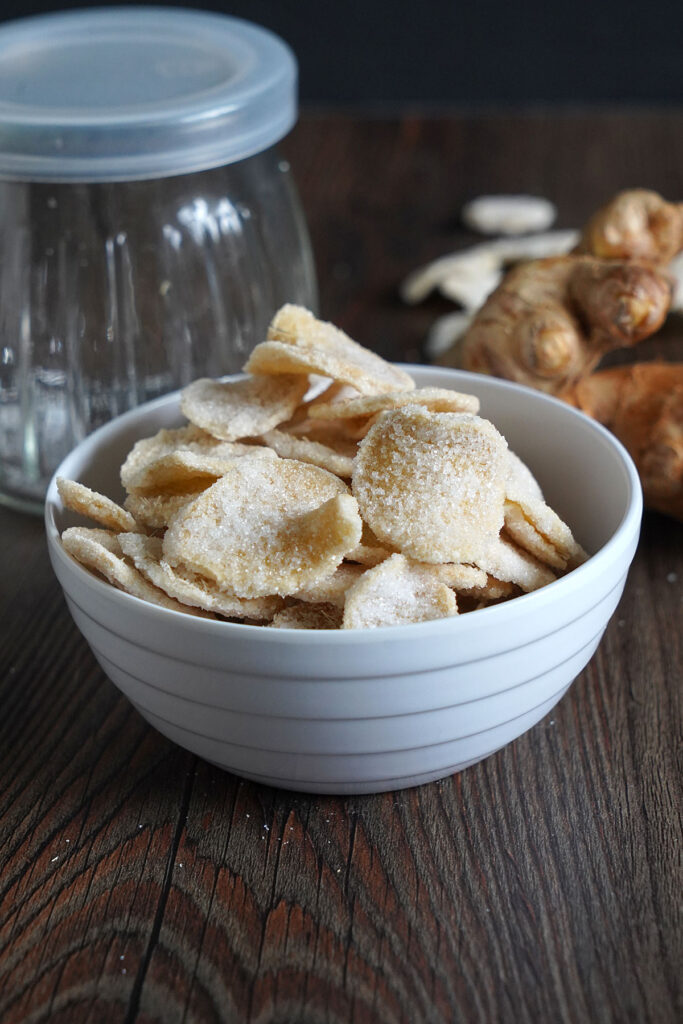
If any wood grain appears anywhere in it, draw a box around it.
[1,112,681,1024]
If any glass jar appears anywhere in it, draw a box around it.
[0,9,317,513]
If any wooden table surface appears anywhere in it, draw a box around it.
[1,112,681,1024]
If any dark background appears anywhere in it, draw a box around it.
[2,0,683,108]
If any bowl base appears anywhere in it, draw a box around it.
[204,752,504,794]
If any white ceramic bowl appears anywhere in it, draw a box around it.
[45,366,642,794]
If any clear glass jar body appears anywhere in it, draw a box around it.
[0,148,317,512]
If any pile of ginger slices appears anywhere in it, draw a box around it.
[58,304,586,630]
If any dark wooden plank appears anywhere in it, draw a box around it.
[288,110,683,366]
[0,112,681,1024]
[0,513,196,1023]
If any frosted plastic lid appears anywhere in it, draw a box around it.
[0,7,298,182]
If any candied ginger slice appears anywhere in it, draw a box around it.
[162,454,361,598]
[474,535,557,592]
[61,526,205,614]
[180,373,308,442]
[352,407,508,564]
[124,447,275,494]
[257,429,354,478]
[271,602,344,629]
[294,563,365,607]
[309,385,479,421]
[244,304,414,395]
[423,562,488,591]
[344,523,394,567]
[57,478,140,534]
[459,575,519,601]
[505,495,587,567]
[505,450,545,503]
[124,487,207,529]
[503,502,568,570]
[120,425,229,490]
[118,533,281,620]
[343,553,457,629]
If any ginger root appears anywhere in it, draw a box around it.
[574,188,683,265]
[560,363,683,520]
[431,188,683,519]
[444,255,672,394]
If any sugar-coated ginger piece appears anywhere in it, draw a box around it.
[61,527,208,615]
[118,534,284,621]
[574,189,683,265]
[506,451,544,503]
[352,407,508,564]
[560,362,683,521]
[124,487,207,529]
[120,425,242,490]
[342,554,457,630]
[256,429,354,478]
[270,602,344,630]
[180,373,309,442]
[473,535,556,593]
[245,304,415,395]
[503,503,568,571]
[344,522,394,567]
[446,256,671,394]
[57,478,141,534]
[293,563,365,607]
[123,446,275,495]
[503,492,587,569]
[162,454,361,598]
[308,386,479,420]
